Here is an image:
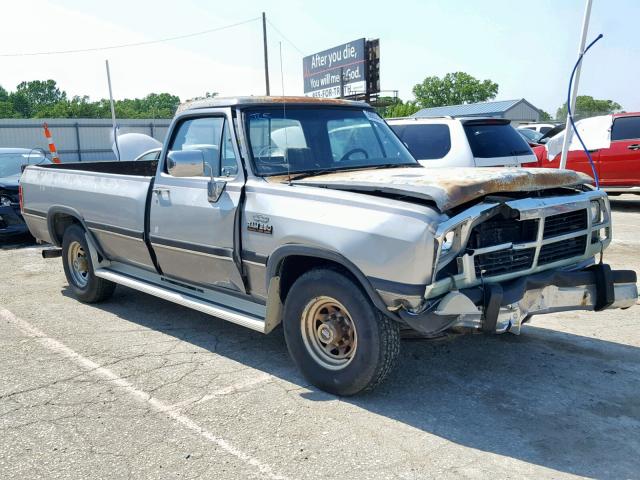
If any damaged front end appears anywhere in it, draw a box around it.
[398,189,638,336]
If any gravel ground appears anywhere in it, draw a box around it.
[0,196,639,479]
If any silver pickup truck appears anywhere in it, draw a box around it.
[20,97,637,395]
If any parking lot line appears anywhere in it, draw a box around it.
[164,372,274,413]
[0,307,288,480]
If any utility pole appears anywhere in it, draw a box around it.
[262,12,270,96]
[560,0,593,169]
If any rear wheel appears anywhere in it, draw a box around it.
[62,224,115,303]
[283,268,400,396]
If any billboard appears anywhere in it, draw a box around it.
[303,38,366,98]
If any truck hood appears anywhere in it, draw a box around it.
[292,167,591,211]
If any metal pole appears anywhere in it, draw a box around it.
[262,12,270,96]
[339,67,344,99]
[559,0,593,169]
[74,122,82,161]
[105,60,120,160]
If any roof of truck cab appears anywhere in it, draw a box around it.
[177,96,368,113]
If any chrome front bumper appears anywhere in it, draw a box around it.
[399,264,638,336]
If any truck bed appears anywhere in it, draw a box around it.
[21,161,157,270]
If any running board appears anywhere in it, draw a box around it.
[95,268,266,333]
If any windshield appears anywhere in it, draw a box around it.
[0,153,50,177]
[518,128,544,142]
[245,107,417,176]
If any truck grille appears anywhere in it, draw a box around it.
[474,247,536,277]
[468,218,538,249]
[538,235,587,265]
[543,209,587,239]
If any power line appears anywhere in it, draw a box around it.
[0,17,261,57]
[266,19,305,56]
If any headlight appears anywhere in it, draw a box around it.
[441,230,455,253]
[0,195,12,207]
[590,200,602,224]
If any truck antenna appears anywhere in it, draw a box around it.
[105,59,121,161]
[279,41,291,186]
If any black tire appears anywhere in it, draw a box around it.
[283,268,400,396]
[62,224,116,303]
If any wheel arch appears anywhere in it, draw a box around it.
[46,206,106,259]
[266,244,397,321]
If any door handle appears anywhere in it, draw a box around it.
[628,144,640,151]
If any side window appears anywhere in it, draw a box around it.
[169,117,224,176]
[399,124,451,160]
[220,121,238,177]
[611,117,640,141]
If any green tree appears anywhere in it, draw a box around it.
[538,109,553,121]
[9,91,32,117]
[15,80,67,114]
[0,79,202,119]
[412,72,498,108]
[0,85,15,117]
[382,101,421,118]
[556,95,622,121]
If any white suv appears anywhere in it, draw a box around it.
[388,117,537,168]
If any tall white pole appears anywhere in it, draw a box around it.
[559,0,593,169]
[105,60,120,160]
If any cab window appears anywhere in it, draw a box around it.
[169,117,238,177]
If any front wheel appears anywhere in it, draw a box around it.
[283,268,400,396]
[62,224,116,303]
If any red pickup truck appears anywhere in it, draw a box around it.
[533,112,640,195]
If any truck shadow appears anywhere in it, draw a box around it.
[77,285,640,479]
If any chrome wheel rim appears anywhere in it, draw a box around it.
[67,241,89,288]
[301,296,357,370]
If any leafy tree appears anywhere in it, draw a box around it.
[382,101,421,118]
[9,91,32,117]
[412,72,498,108]
[538,109,553,121]
[0,85,15,117]
[0,101,16,118]
[15,80,67,109]
[555,95,622,121]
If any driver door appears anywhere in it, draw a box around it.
[148,113,245,292]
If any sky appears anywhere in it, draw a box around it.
[1,0,638,116]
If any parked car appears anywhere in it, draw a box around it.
[388,117,538,167]
[518,123,559,135]
[0,148,50,240]
[517,127,544,146]
[532,113,640,194]
[20,97,637,395]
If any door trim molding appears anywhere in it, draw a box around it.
[149,235,234,259]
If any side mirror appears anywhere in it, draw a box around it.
[167,150,205,177]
